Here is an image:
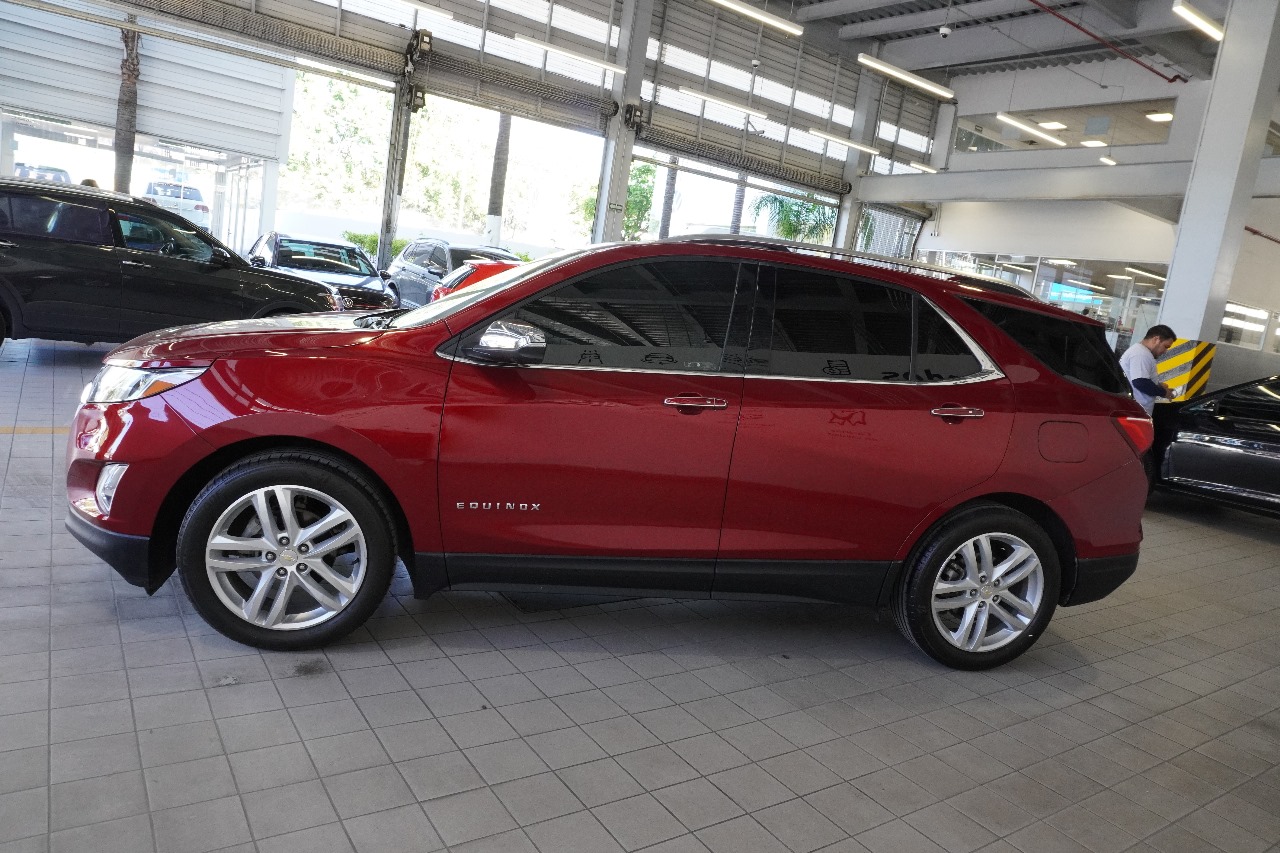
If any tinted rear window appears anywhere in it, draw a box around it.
[963,298,1128,394]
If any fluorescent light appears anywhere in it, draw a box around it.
[1038,121,1068,130]
[1002,263,1034,273]
[1045,259,1075,265]
[909,161,938,173]
[1172,0,1224,40]
[1100,156,1117,165]
[705,0,803,36]
[808,127,880,156]
[1226,303,1269,319]
[514,35,626,74]
[1106,274,1132,279]
[406,1,453,18]
[1067,279,1105,291]
[1125,266,1167,281]
[1146,111,1174,122]
[857,54,955,101]
[1080,139,1107,148]
[679,86,768,119]
[995,112,1067,146]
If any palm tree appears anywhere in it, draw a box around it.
[751,193,836,243]
[114,22,140,193]
[484,113,511,246]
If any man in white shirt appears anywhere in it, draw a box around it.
[1119,324,1177,414]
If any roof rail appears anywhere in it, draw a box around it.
[659,233,1036,298]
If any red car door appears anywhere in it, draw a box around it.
[436,258,754,595]
[715,264,1015,602]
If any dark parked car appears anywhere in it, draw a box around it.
[66,237,1151,669]
[387,237,520,306]
[248,232,398,309]
[1152,375,1280,515]
[0,177,343,346]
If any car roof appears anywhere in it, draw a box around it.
[0,175,136,204]
[275,233,363,251]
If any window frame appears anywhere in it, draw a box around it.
[745,262,1000,386]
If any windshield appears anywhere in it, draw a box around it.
[390,249,580,329]
[278,239,376,276]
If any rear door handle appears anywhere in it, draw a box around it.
[931,406,985,419]
[664,394,728,409]
[122,260,152,269]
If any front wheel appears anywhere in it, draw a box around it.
[893,503,1060,670]
[176,451,395,650]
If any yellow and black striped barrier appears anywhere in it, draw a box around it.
[1156,339,1215,401]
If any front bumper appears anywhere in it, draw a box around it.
[1061,552,1140,606]
[65,508,154,590]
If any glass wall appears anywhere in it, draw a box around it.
[954,98,1176,155]
[1,109,267,250]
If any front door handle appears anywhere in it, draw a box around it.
[931,406,985,419]
[664,394,728,409]
[0,240,17,250]
[122,260,152,269]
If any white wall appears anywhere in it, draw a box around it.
[916,199,1176,262]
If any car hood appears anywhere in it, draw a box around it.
[106,313,383,367]
[279,267,384,291]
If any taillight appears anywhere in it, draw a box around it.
[1113,416,1153,455]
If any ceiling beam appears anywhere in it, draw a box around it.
[1084,0,1140,28]
[879,0,1193,70]
[837,0,1055,40]
[1140,31,1218,79]
[795,0,907,23]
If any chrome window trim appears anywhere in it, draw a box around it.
[1165,476,1280,506]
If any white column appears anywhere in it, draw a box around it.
[377,79,415,269]
[834,75,884,250]
[591,0,654,243]
[1159,0,1280,341]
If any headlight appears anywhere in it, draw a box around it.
[81,365,208,404]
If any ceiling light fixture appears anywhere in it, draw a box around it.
[1080,139,1107,148]
[514,35,626,74]
[1045,259,1076,265]
[910,161,938,173]
[1002,263,1034,273]
[1125,266,1168,281]
[996,112,1067,146]
[406,2,454,19]
[296,57,396,88]
[1106,274,1133,279]
[1146,111,1174,122]
[705,0,804,36]
[679,86,769,120]
[1037,121,1068,130]
[1171,0,1224,40]
[808,127,880,156]
[857,54,955,100]
[1100,156,1117,165]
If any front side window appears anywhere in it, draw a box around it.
[0,192,110,245]
[473,259,746,373]
[429,246,449,270]
[117,209,213,262]
[1217,381,1280,423]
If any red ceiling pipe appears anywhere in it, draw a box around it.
[1024,0,1189,83]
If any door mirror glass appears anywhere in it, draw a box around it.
[378,269,391,280]
[427,264,446,277]
[465,320,546,365]
[211,247,233,266]
[249,254,267,267]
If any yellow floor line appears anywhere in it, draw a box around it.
[0,427,70,435]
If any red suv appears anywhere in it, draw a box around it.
[65,238,1151,669]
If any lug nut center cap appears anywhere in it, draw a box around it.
[278,549,298,566]
[980,584,993,598]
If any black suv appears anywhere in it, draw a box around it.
[0,178,347,346]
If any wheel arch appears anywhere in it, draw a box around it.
[147,435,416,592]
[881,493,1077,607]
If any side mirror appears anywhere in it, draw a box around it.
[427,264,446,277]
[210,247,234,266]
[464,320,546,366]
[378,269,391,280]
[249,254,266,267]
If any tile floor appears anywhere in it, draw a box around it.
[1,338,1278,853]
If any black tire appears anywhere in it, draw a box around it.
[893,502,1060,670]
[387,285,400,307]
[177,450,396,650]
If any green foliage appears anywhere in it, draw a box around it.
[342,231,408,259]
[751,193,837,243]
[857,211,876,251]
[580,163,657,241]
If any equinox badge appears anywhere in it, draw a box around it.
[457,502,541,511]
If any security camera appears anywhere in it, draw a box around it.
[750,59,761,67]
[939,24,952,38]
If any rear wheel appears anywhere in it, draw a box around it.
[387,285,400,306]
[894,503,1059,670]
[176,450,395,650]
